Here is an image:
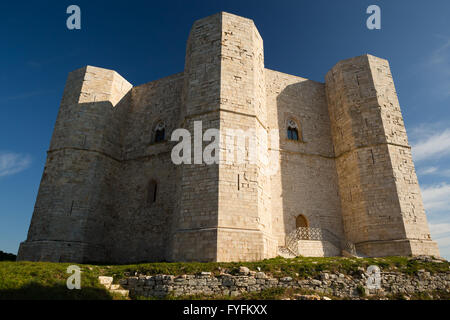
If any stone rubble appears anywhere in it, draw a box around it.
[115,267,450,299]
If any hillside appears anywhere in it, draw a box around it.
[0,256,448,300]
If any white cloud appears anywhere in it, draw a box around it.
[428,36,450,72]
[0,152,32,177]
[428,219,450,261]
[421,183,450,258]
[429,222,450,237]
[411,128,450,162]
[426,35,450,98]
[429,231,450,260]
[418,183,450,259]
[435,237,450,249]
[428,220,450,260]
[417,166,450,177]
[418,166,438,175]
[409,122,445,140]
[421,183,450,213]
[413,122,450,259]
[0,90,55,102]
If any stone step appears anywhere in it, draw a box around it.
[277,246,297,258]
[98,276,129,298]
[98,276,113,288]
[111,289,129,297]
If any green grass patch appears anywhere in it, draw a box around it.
[99,256,448,281]
[0,261,116,300]
[1,256,447,300]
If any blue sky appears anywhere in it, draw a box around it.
[1,0,449,259]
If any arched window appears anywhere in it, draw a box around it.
[154,121,166,143]
[147,180,158,205]
[296,214,309,229]
[287,119,299,141]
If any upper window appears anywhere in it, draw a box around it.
[287,119,299,141]
[154,121,166,143]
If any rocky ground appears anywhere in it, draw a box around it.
[1,255,449,300]
[102,256,450,300]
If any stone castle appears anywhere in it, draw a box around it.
[18,12,439,263]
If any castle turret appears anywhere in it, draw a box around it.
[173,12,276,261]
[17,66,132,262]
[171,13,223,261]
[215,13,276,261]
[325,54,440,257]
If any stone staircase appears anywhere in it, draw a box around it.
[277,246,297,258]
[280,227,365,258]
[98,276,129,298]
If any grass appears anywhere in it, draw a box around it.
[100,256,449,280]
[135,287,336,300]
[356,285,366,297]
[0,256,448,300]
[0,261,117,300]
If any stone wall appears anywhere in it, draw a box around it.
[171,12,222,262]
[297,240,340,257]
[107,73,184,263]
[120,268,450,299]
[216,12,276,261]
[265,69,344,247]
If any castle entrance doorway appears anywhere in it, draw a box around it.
[295,214,309,229]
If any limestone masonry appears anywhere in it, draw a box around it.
[118,268,450,299]
[18,12,440,263]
